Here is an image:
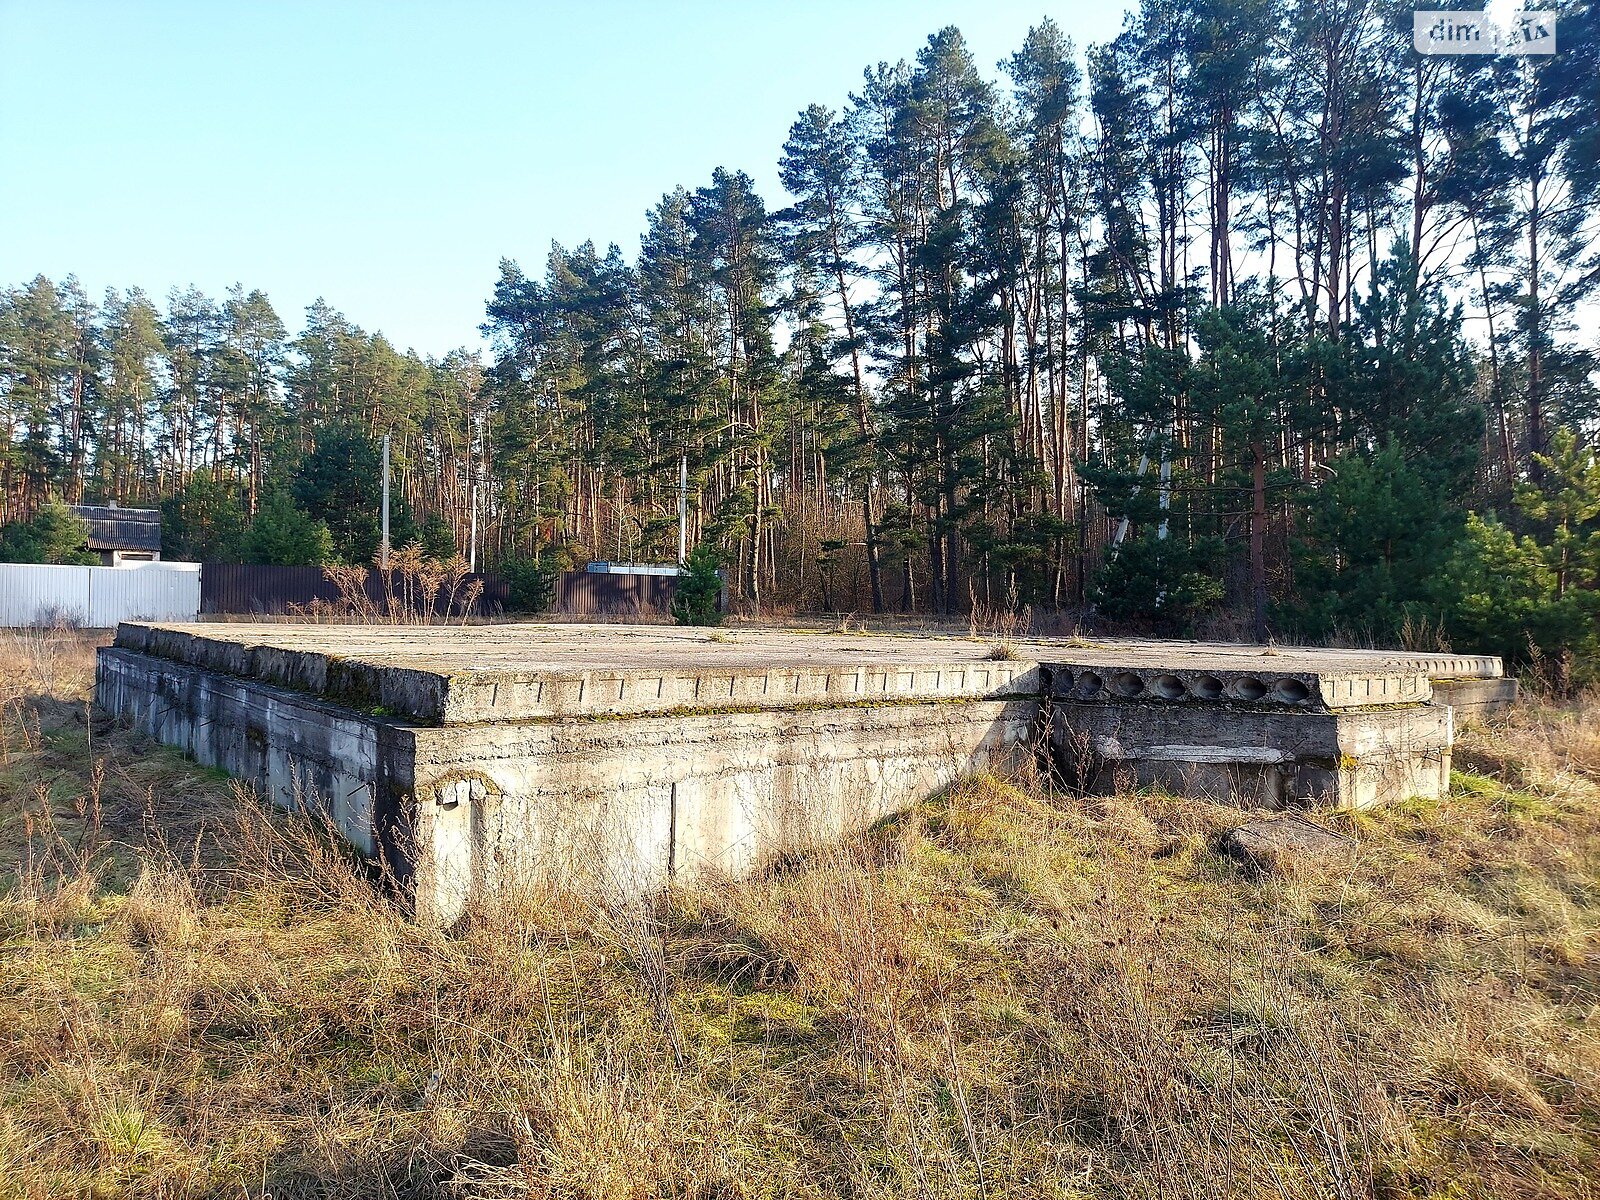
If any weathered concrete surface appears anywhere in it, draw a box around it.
[113,622,1045,723]
[1220,814,1356,875]
[97,647,400,857]
[409,699,1033,918]
[98,628,1040,914]
[1431,675,1519,723]
[97,622,1509,917]
[111,622,1502,722]
[1051,700,1452,809]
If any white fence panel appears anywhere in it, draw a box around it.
[0,562,200,627]
[87,563,200,626]
[0,564,92,626]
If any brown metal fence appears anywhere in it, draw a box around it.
[199,563,509,617]
[553,571,676,617]
[199,563,677,618]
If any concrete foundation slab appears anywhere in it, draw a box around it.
[111,622,1046,723]
[96,622,1509,918]
[1430,675,1519,723]
[1051,699,1453,808]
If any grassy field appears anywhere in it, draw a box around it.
[1,630,1597,1200]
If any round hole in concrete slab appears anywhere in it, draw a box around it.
[1074,671,1103,698]
[1275,678,1311,703]
[1152,673,1186,699]
[1234,677,1268,702]
[1193,675,1225,700]
[1112,671,1145,697]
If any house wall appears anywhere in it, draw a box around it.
[109,549,161,566]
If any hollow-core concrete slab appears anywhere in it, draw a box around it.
[112,621,1498,722]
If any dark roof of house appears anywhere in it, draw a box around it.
[69,505,162,553]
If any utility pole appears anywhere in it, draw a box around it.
[1251,440,1268,643]
[1157,454,1171,541]
[1110,452,1151,548]
[380,433,390,569]
[677,452,688,565]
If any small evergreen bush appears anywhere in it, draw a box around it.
[501,555,562,614]
[671,543,724,626]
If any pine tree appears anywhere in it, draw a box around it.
[420,512,457,562]
[94,289,164,505]
[161,475,249,562]
[0,498,96,564]
[241,492,335,567]
[672,541,725,626]
[0,277,76,519]
[293,423,414,564]
[779,103,885,611]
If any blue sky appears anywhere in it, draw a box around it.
[0,1,1132,358]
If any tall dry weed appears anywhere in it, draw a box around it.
[293,542,483,625]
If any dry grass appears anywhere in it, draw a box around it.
[2,633,1598,1199]
[292,543,484,625]
[969,586,1032,663]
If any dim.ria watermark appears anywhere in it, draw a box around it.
[1413,9,1557,54]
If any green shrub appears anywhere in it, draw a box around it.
[419,513,457,562]
[1091,531,1225,632]
[0,500,96,565]
[241,492,334,566]
[671,543,724,627]
[501,555,562,614]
